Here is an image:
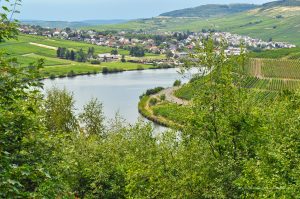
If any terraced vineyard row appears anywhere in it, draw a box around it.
[247,58,300,79]
[247,90,279,104]
[261,59,300,79]
[243,76,300,91]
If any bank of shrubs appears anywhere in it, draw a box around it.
[102,67,124,74]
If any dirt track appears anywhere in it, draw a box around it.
[155,87,189,105]
[29,42,58,50]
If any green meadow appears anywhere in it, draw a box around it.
[0,34,158,78]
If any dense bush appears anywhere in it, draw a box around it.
[145,87,164,96]
[67,70,76,77]
[102,67,124,74]
[90,60,101,65]
[173,79,182,86]
[137,65,144,70]
[149,98,158,106]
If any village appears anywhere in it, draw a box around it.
[19,24,297,61]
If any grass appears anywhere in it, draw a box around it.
[0,34,159,78]
[16,34,129,55]
[152,102,191,125]
[249,47,300,59]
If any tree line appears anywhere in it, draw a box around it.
[56,47,95,62]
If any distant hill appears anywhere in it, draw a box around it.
[159,4,258,18]
[20,19,128,29]
[261,0,300,9]
[88,0,300,45]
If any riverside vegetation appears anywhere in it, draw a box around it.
[1,1,300,198]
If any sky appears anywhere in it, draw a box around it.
[18,0,272,21]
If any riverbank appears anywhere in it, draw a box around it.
[41,63,175,79]
[138,86,190,129]
[138,96,182,129]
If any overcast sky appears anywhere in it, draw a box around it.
[18,0,272,21]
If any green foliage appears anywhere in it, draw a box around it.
[144,87,164,96]
[0,53,47,197]
[0,0,21,42]
[149,98,158,106]
[130,46,145,57]
[79,98,105,137]
[111,49,118,55]
[160,94,166,101]
[121,55,126,62]
[43,87,78,133]
[250,47,300,59]
[173,79,182,87]
[102,67,124,74]
[153,102,191,125]
[90,59,101,64]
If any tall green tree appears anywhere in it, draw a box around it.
[79,98,105,137]
[43,87,78,133]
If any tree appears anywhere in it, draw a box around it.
[111,49,118,55]
[88,47,95,58]
[70,50,76,61]
[121,55,126,62]
[76,48,87,62]
[44,87,78,133]
[57,47,67,58]
[56,47,61,57]
[79,98,105,137]
[0,0,20,42]
[166,50,174,59]
[130,46,145,57]
[65,49,70,60]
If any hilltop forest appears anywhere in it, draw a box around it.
[1,0,300,198]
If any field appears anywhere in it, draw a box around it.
[0,34,160,78]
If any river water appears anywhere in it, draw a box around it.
[43,68,190,125]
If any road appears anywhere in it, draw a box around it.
[156,86,189,105]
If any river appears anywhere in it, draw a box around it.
[43,68,190,125]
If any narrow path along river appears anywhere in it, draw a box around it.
[43,68,190,125]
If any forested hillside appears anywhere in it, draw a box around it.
[159,4,258,18]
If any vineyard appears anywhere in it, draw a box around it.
[243,77,300,91]
[243,58,300,95]
[247,58,300,79]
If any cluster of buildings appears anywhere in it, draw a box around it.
[19,25,296,59]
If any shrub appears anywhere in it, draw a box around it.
[49,74,56,79]
[145,87,164,96]
[160,94,166,101]
[173,80,182,87]
[67,70,76,77]
[90,60,101,65]
[102,67,124,74]
[149,98,158,106]
[102,67,109,74]
[137,65,144,70]
[58,74,66,78]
